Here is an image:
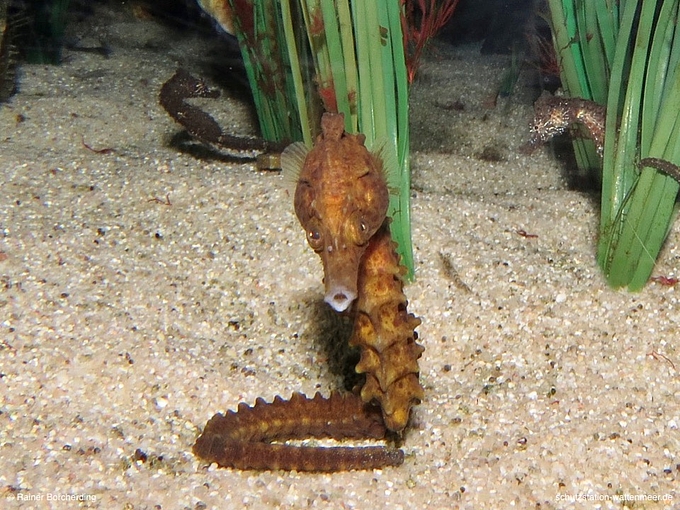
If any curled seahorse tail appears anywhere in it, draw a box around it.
[193,392,403,471]
[350,222,425,432]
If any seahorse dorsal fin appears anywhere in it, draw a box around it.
[370,139,400,196]
[281,141,310,189]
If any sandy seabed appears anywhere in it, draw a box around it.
[1,5,679,510]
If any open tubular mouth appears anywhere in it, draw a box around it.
[324,287,357,312]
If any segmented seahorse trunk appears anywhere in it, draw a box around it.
[351,222,425,432]
[193,392,404,471]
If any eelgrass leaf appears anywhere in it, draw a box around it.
[599,0,680,289]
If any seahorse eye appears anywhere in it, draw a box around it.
[307,227,323,251]
[348,213,374,246]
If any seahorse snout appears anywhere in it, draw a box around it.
[324,285,357,312]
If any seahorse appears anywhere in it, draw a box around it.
[521,94,680,183]
[193,113,424,471]
[159,69,287,164]
[520,94,607,157]
[285,113,424,432]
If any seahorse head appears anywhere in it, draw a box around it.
[283,113,389,312]
[521,94,573,154]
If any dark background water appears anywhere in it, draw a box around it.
[1,0,546,102]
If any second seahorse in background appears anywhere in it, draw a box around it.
[521,94,607,157]
[521,94,680,183]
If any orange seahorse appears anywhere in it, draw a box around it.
[193,113,423,471]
